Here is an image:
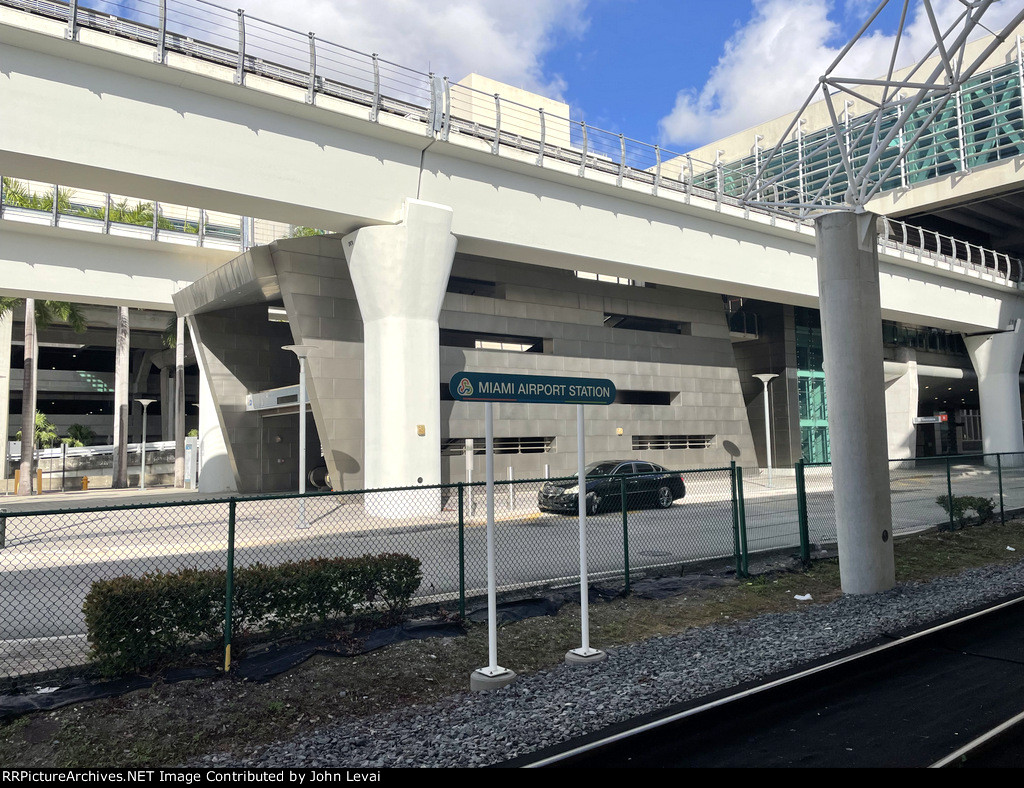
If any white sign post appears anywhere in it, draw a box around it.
[566,404,607,664]
[451,372,616,689]
[469,402,517,691]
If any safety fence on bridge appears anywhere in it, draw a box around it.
[2,452,1022,685]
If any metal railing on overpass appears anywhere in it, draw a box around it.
[2,0,1023,284]
[0,175,298,251]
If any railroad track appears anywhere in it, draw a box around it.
[506,595,1024,768]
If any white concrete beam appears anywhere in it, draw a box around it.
[0,33,424,232]
[0,222,231,308]
[418,150,1018,334]
[2,18,1022,335]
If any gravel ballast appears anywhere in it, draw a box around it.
[199,560,1024,768]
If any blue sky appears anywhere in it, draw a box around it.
[91,1,1022,152]
[541,0,764,141]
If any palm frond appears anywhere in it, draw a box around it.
[33,301,87,332]
[0,297,21,318]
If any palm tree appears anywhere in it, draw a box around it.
[3,177,192,232]
[64,423,95,447]
[112,306,130,488]
[16,411,59,449]
[1,177,74,214]
[0,297,86,494]
[290,226,328,237]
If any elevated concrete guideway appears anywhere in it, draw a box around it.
[1,11,1022,334]
[0,220,235,309]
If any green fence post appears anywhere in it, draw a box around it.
[995,450,1003,523]
[621,476,630,594]
[458,482,466,618]
[0,509,6,550]
[946,455,955,531]
[795,459,810,568]
[736,466,749,578]
[224,498,236,673]
[730,461,742,578]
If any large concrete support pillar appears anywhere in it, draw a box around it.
[815,212,895,594]
[884,348,919,460]
[190,326,236,493]
[343,200,457,515]
[0,309,11,481]
[964,325,1024,465]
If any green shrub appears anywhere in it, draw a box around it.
[373,553,423,617]
[935,494,996,530]
[82,569,225,676]
[83,554,421,675]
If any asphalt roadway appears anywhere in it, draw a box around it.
[2,461,1022,677]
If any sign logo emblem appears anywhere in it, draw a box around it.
[457,377,474,397]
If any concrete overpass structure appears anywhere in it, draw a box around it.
[3,0,1024,514]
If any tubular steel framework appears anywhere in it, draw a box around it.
[740,0,1024,217]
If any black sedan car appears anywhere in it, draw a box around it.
[538,460,686,515]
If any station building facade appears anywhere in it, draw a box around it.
[2,8,1023,495]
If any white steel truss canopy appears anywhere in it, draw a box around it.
[742,0,1024,219]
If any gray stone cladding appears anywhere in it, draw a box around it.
[195,236,758,492]
[267,237,364,492]
[189,304,307,493]
[732,301,801,468]
[439,256,756,483]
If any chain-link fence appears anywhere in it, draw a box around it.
[1,466,746,685]
[797,452,1024,550]
[3,453,1020,685]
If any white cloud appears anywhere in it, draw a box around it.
[236,0,588,101]
[658,0,1023,149]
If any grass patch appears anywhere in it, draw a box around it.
[1,519,1022,768]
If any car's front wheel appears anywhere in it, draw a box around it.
[587,493,600,516]
[656,485,674,508]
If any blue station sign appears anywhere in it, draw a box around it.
[449,371,616,405]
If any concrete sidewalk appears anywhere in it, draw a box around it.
[0,485,231,513]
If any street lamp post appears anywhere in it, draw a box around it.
[135,398,156,490]
[753,374,778,488]
[283,345,315,528]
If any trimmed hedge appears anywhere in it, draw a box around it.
[935,494,995,530]
[83,553,421,675]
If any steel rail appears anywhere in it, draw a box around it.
[930,707,1024,768]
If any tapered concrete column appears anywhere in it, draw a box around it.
[964,325,1024,466]
[191,331,236,493]
[344,200,457,516]
[815,212,895,595]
